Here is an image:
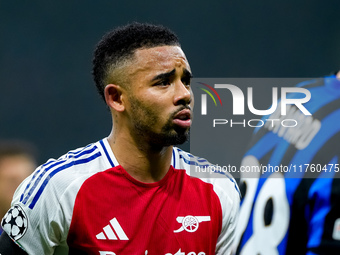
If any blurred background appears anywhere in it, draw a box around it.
[1,0,340,168]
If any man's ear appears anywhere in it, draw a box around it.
[104,84,125,112]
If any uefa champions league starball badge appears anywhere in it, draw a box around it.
[1,204,28,240]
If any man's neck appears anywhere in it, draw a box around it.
[107,132,173,183]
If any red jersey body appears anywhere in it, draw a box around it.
[68,165,222,255]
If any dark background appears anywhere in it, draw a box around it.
[1,1,340,169]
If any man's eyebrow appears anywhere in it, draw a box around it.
[151,69,176,81]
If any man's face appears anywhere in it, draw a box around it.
[123,45,193,147]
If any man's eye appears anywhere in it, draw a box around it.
[182,77,191,87]
[155,79,170,86]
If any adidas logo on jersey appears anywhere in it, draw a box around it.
[96,217,128,240]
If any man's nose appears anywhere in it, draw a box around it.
[173,81,191,106]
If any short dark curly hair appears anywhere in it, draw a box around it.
[92,22,180,101]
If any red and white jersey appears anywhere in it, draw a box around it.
[1,138,240,255]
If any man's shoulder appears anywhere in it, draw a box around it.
[172,146,238,180]
[13,140,113,210]
[31,142,103,185]
[172,147,241,201]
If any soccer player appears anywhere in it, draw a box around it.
[0,140,37,235]
[233,72,340,254]
[0,23,240,255]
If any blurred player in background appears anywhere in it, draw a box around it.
[0,140,37,235]
[234,71,340,254]
[0,23,239,254]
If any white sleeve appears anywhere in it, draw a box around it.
[1,174,67,255]
[205,177,240,255]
